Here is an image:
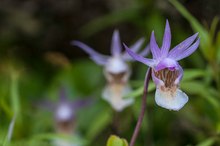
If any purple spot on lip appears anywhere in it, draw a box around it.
[168,67,175,71]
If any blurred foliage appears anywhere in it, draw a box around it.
[0,0,220,146]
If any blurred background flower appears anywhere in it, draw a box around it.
[72,30,149,111]
[38,86,90,146]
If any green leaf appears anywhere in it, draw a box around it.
[196,137,216,146]
[2,115,16,146]
[181,81,220,112]
[10,71,20,116]
[217,122,220,134]
[30,133,86,146]
[207,18,219,61]
[86,107,112,141]
[0,98,13,117]
[216,31,220,64]
[51,59,103,96]
[123,82,155,99]
[183,69,206,81]
[106,135,128,146]
[209,17,219,42]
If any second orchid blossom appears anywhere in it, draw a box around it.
[125,20,200,111]
[72,30,149,111]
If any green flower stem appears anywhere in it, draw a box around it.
[129,68,151,146]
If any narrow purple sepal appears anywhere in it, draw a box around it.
[174,38,200,61]
[150,31,161,59]
[128,38,145,53]
[168,33,199,59]
[71,40,109,65]
[111,30,122,56]
[161,20,171,56]
[90,55,109,65]
[122,38,145,61]
[36,99,56,112]
[59,86,68,102]
[71,99,93,110]
[124,43,155,67]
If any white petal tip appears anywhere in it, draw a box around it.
[155,88,188,111]
[105,57,129,74]
[102,84,134,111]
[56,104,73,121]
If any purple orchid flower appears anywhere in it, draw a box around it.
[71,30,149,77]
[55,87,92,122]
[38,87,91,122]
[54,87,76,122]
[124,20,200,111]
[71,30,150,111]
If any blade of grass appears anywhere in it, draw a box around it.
[10,71,20,116]
[2,115,16,146]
